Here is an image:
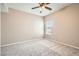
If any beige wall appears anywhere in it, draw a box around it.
[45,4,79,47]
[0,12,1,55]
[0,12,1,44]
[1,8,43,45]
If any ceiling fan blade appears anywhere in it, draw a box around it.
[32,6,40,9]
[45,6,52,10]
[46,3,50,5]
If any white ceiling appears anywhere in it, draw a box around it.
[1,3,71,16]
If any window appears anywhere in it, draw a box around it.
[45,20,54,35]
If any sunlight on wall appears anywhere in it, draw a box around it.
[33,19,43,35]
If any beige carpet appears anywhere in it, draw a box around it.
[1,39,79,56]
[1,39,61,56]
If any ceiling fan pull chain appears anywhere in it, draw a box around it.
[40,11,42,13]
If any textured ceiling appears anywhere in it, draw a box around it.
[1,3,71,16]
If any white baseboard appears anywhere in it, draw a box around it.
[1,37,79,50]
[48,39,79,50]
[1,38,42,47]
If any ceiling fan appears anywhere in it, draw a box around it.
[32,3,52,13]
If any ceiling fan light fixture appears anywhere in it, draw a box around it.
[41,6,45,9]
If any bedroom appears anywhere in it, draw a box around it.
[0,3,79,56]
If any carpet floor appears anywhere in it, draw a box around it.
[1,39,61,56]
[1,38,79,56]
